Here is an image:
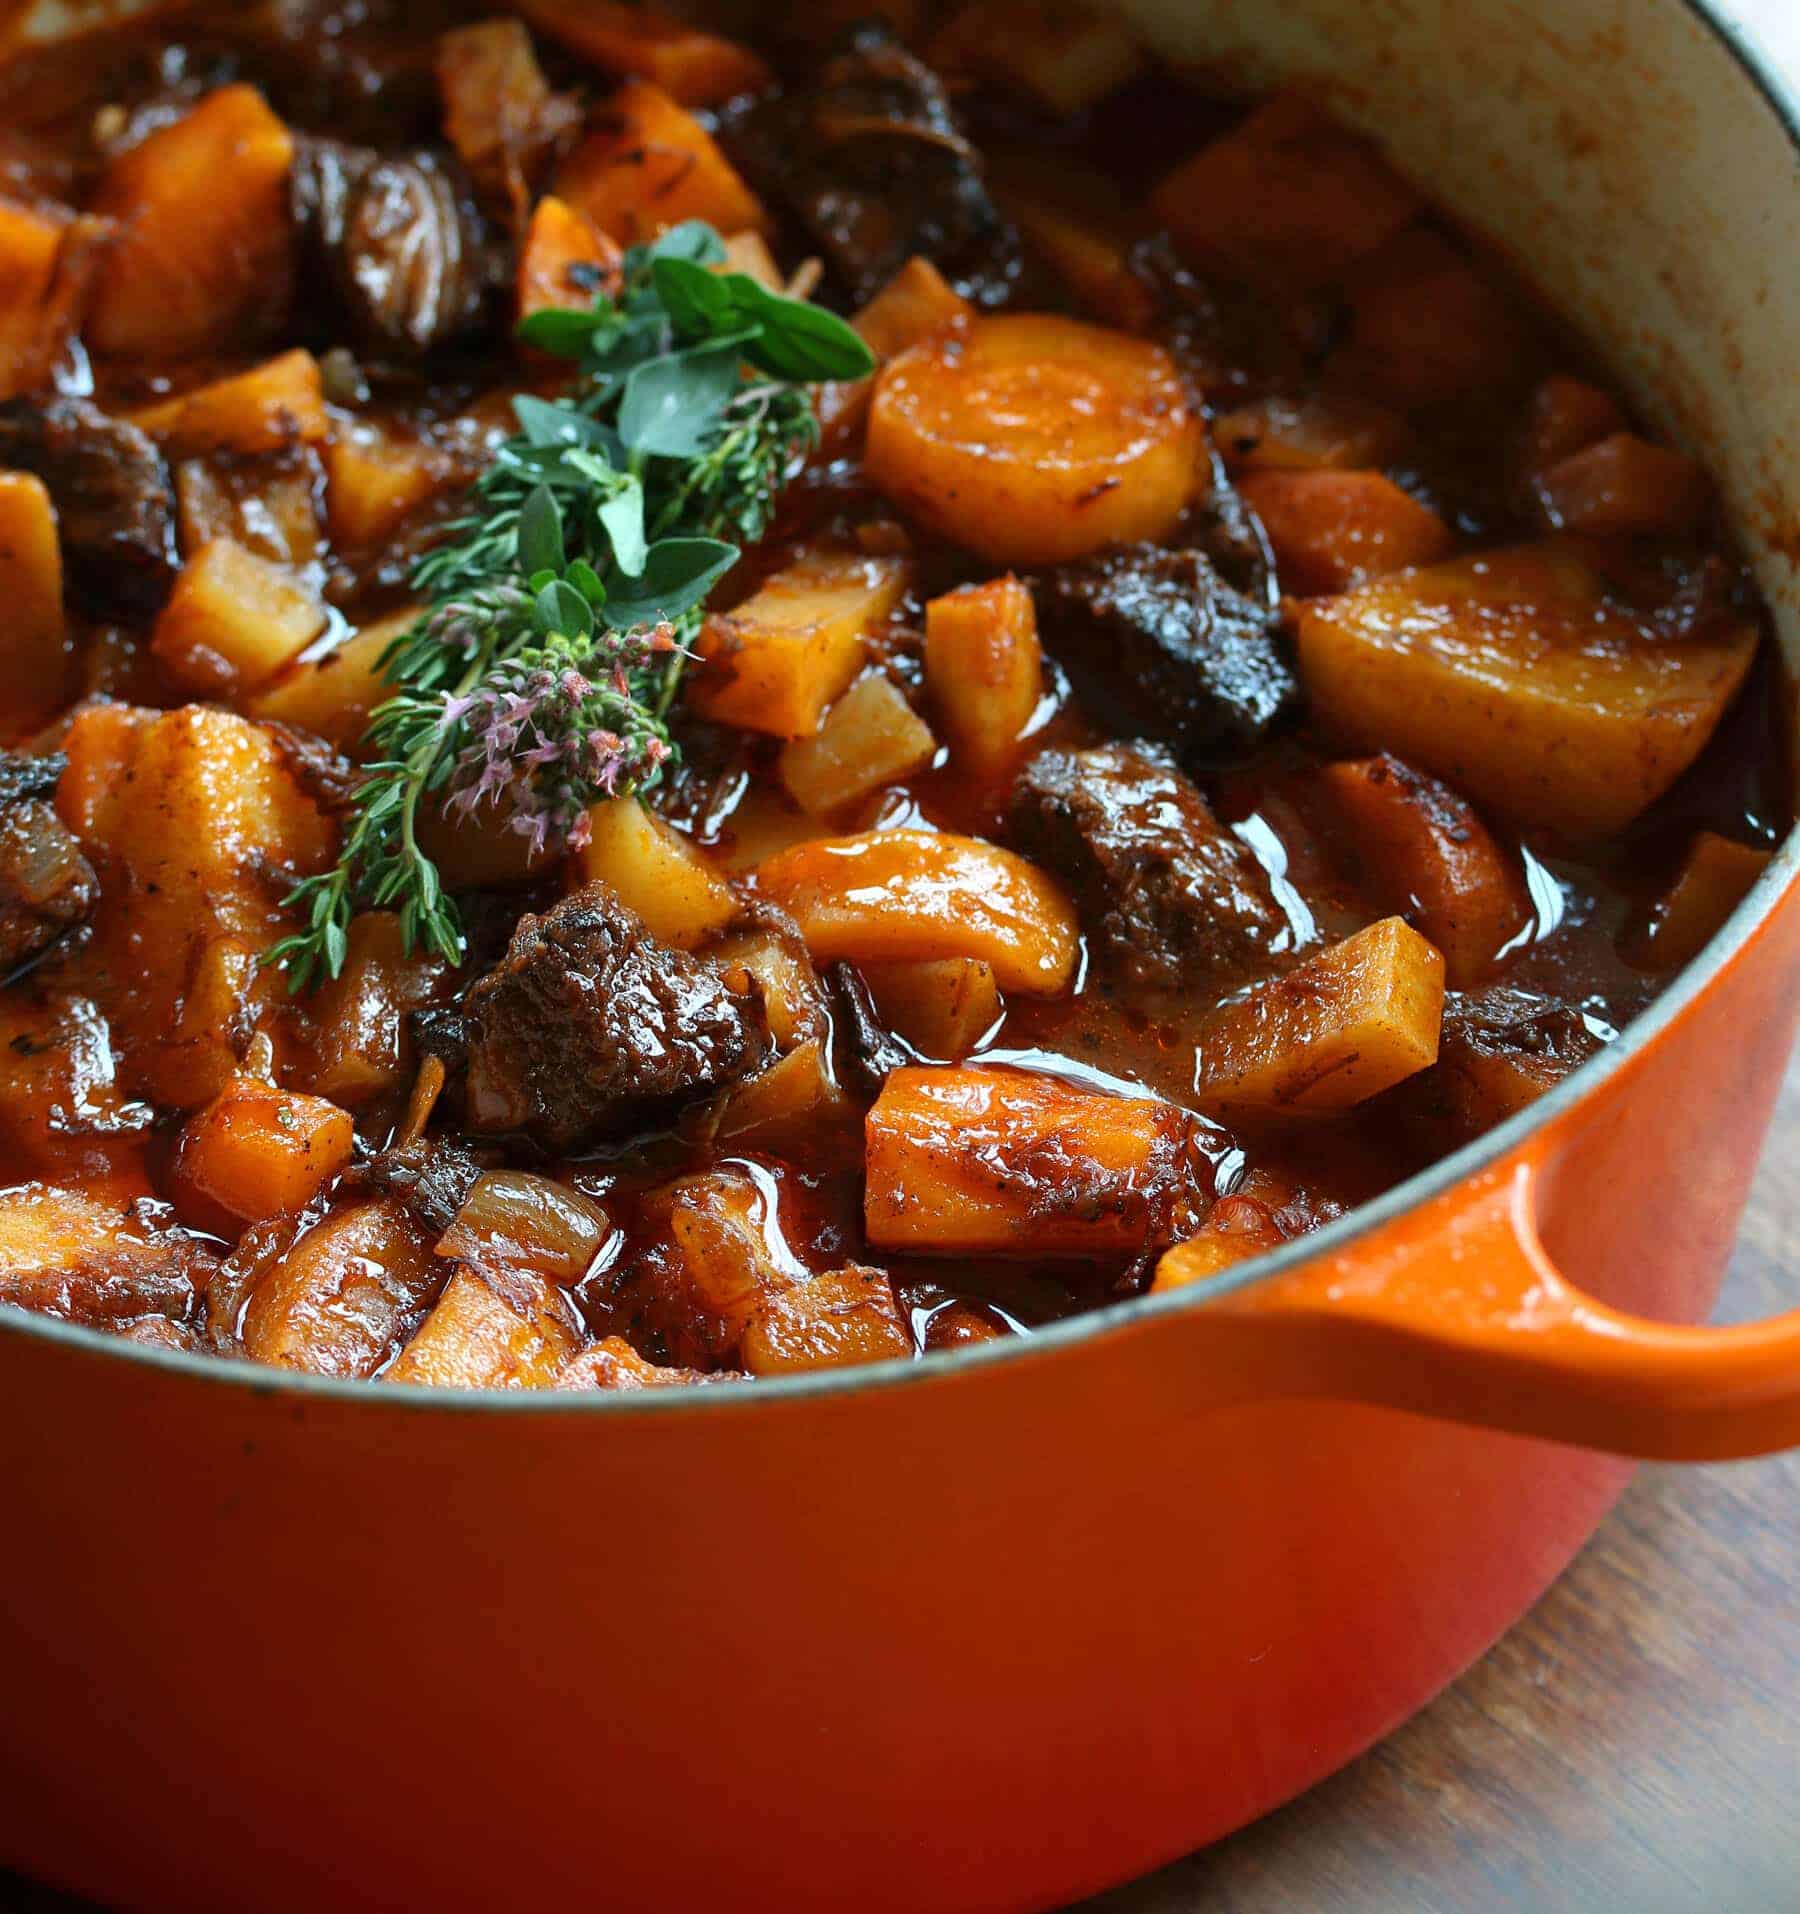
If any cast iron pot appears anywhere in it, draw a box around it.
[3,1,1799,1910]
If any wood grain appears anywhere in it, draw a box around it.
[1084,1053,1800,1914]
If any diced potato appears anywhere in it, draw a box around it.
[711,787,831,875]
[130,350,328,457]
[58,703,334,1107]
[816,256,973,449]
[1151,1198,1287,1292]
[866,314,1200,565]
[437,17,574,213]
[1194,916,1445,1115]
[0,990,150,1198]
[518,1,771,105]
[778,671,936,817]
[992,168,1155,331]
[1329,227,1528,408]
[1291,541,1760,836]
[741,1266,912,1376]
[630,1169,794,1367]
[150,537,328,699]
[1212,393,1410,474]
[556,1336,727,1391]
[713,1038,857,1151]
[861,957,1000,1059]
[176,452,323,570]
[709,925,825,1049]
[437,1172,615,1286]
[1238,470,1453,595]
[324,418,451,547]
[923,574,1043,775]
[0,1183,202,1328]
[0,197,85,400]
[1514,376,1626,484]
[865,1065,1208,1257]
[88,84,295,360]
[576,794,738,949]
[516,193,622,329]
[555,79,770,244]
[171,1074,354,1229]
[1533,432,1712,538]
[0,471,73,722]
[690,551,910,740]
[306,911,447,1107]
[386,1265,582,1390]
[931,2,1143,114]
[1149,94,1418,293]
[1626,830,1772,971]
[756,829,1079,996]
[248,606,417,749]
[238,1198,443,1378]
[1319,754,1528,987]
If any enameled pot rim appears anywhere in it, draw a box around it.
[5,0,1797,1417]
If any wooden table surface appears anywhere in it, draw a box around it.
[1081,1050,1800,1914]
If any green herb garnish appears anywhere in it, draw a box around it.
[269,222,874,991]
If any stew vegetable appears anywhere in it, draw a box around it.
[0,1,1785,1390]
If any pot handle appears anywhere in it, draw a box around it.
[1177,1150,1800,1461]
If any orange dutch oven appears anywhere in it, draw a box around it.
[4,1,1800,1910]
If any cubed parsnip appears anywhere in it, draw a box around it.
[756,829,1078,996]
[865,1066,1209,1257]
[778,671,936,817]
[555,80,769,244]
[1149,94,1418,293]
[1532,432,1712,538]
[0,471,73,721]
[861,958,1001,1059]
[709,924,825,1049]
[1626,831,1772,972]
[171,1074,354,1230]
[556,1337,729,1391]
[816,256,973,448]
[922,574,1043,775]
[88,84,295,360]
[237,1199,443,1378]
[306,911,447,1107]
[713,1038,858,1150]
[690,552,910,739]
[150,538,327,699]
[1291,541,1760,837]
[1319,754,1527,988]
[1212,393,1410,474]
[518,1,770,106]
[386,1265,582,1389]
[1329,228,1529,409]
[1151,1199,1288,1292]
[0,1183,204,1328]
[1236,470,1453,596]
[576,795,738,949]
[741,1266,912,1376]
[130,350,328,457]
[516,194,622,329]
[57,703,334,1108]
[1194,916,1445,1115]
[866,315,1200,565]
[930,2,1143,113]
[630,1169,795,1368]
[991,168,1155,332]
[324,419,451,547]
[437,17,575,212]
[1514,376,1626,486]
[248,607,418,748]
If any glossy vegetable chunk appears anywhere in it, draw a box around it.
[691,553,910,739]
[1625,831,1772,971]
[307,910,446,1108]
[130,351,328,457]
[150,538,328,698]
[1194,917,1445,1115]
[778,671,937,817]
[865,315,1201,564]
[249,607,420,748]
[516,194,622,328]
[1237,470,1453,595]
[386,1265,582,1389]
[0,1183,209,1328]
[0,471,71,722]
[923,575,1043,777]
[88,85,296,359]
[865,1066,1210,1257]
[861,958,1001,1060]
[1151,1198,1288,1292]
[576,795,738,950]
[1533,432,1711,538]
[816,255,973,447]
[741,1266,912,1375]
[518,1,770,105]
[1291,542,1759,836]
[172,1074,355,1229]
[756,830,1079,995]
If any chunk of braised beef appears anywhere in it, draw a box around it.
[0,750,97,979]
[292,137,502,355]
[1127,233,1306,409]
[0,396,176,616]
[1192,443,1277,606]
[1033,545,1300,768]
[352,1133,484,1238]
[446,883,772,1153]
[1429,986,1604,1140]
[824,960,910,1099]
[1009,741,1286,992]
[729,23,1021,308]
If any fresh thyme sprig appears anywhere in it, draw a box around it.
[269,222,874,991]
